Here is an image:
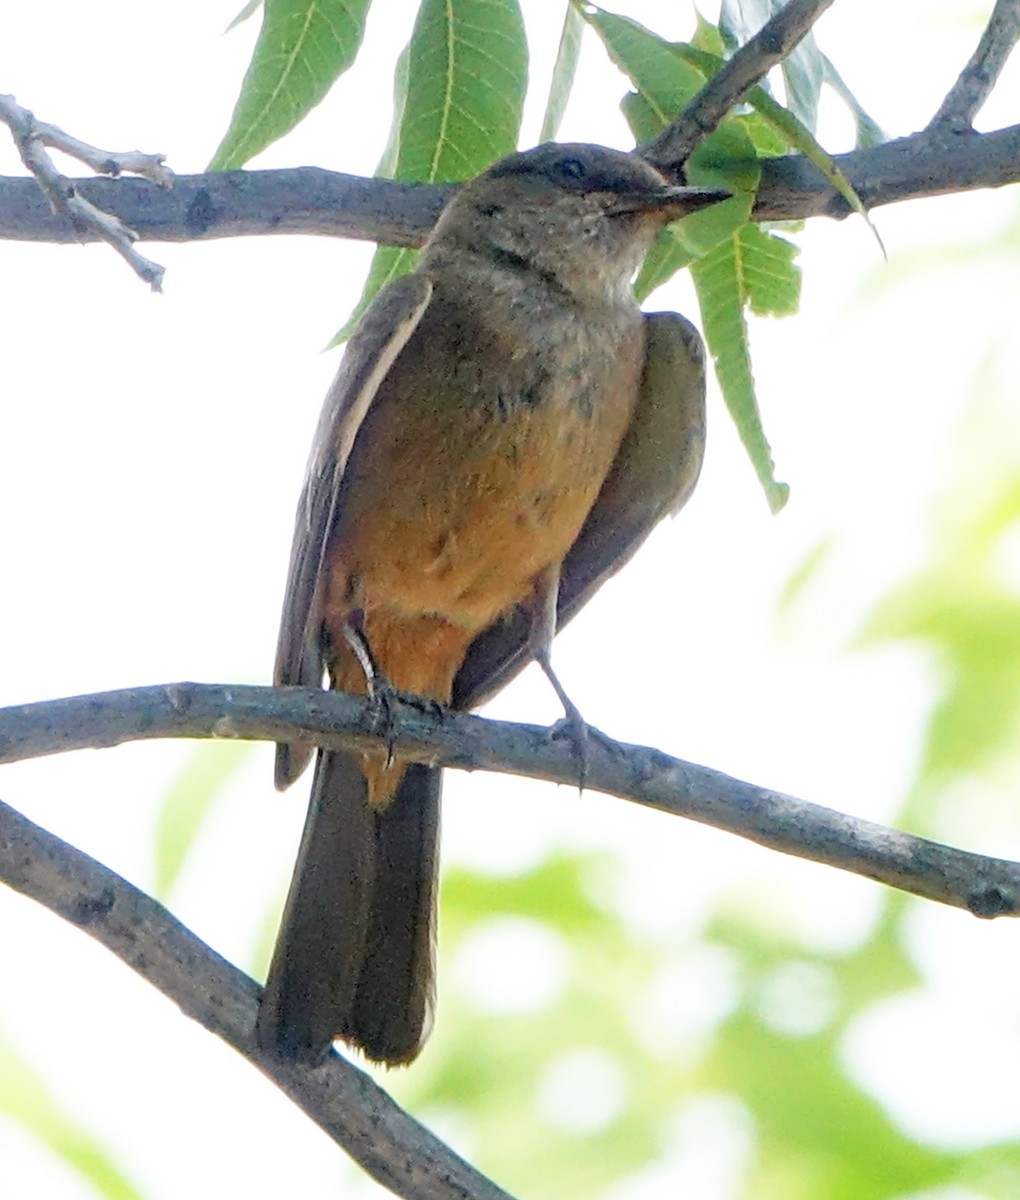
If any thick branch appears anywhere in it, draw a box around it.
[929,0,1020,131]
[0,124,1015,250]
[0,792,513,1200]
[642,0,836,167]
[0,167,451,247]
[2,682,1018,919]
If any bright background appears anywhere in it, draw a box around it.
[3,1,1020,1197]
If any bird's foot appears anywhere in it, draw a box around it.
[547,695,591,792]
[366,678,445,767]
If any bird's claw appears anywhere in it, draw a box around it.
[549,703,591,792]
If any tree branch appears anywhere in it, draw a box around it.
[928,0,1020,132]
[0,791,514,1200]
[1,123,1016,252]
[0,93,170,289]
[642,0,836,168]
[2,682,1019,920]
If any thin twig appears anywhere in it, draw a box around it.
[929,0,1020,131]
[0,93,169,289]
[2,682,1019,919]
[0,794,514,1200]
[642,0,837,168]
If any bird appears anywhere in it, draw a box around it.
[257,142,724,1066]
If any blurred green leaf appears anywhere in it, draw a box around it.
[863,406,1020,793]
[775,536,835,618]
[211,0,373,169]
[395,853,706,1196]
[0,1035,146,1200]
[333,0,527,343]
[153,742,251,898]
[540,5,584,143]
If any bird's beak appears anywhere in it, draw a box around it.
[607,186,732,221]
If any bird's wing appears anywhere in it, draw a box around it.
[452,310,706,711]
[275,273,433,787]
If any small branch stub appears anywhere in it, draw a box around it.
[0,92,171,289]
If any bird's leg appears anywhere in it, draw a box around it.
[530,566,589,786]
[340,611,446,768]
[341,609,400,768]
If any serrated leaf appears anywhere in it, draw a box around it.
[691,233,789,512]
[539,5,584,143]
[332,0,527,344]
[741,224,801,316]
[154,742,251,898]
[211,0,373,169]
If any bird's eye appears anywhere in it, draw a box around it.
[557,156,586,183]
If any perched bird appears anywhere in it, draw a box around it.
[258,142,724,1065]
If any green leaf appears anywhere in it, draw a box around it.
[719,0,823,131]
[333,0,527,343]
[0,1035,146,1200]
[153,742,251,898]
[741,224,801,317]
[823,54,886,148]
[633,225,695,302]
[670,40,879,247]
[396,0,527,184]
[376,44,410,180]
[329,245,420,346]
[691,230,790,512]
[210,0,373,170]
[584,8,705,122]
[593,14,760,265]
[539,5,584,143]
[691,8,725,57]
[588,6,788,510]
[622,92,757,293]
[225,0,262,33]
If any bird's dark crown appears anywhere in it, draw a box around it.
[484,143,670,199]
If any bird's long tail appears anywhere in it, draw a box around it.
[257,750,440,1065]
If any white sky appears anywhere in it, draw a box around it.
[2,1,1020,1197]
